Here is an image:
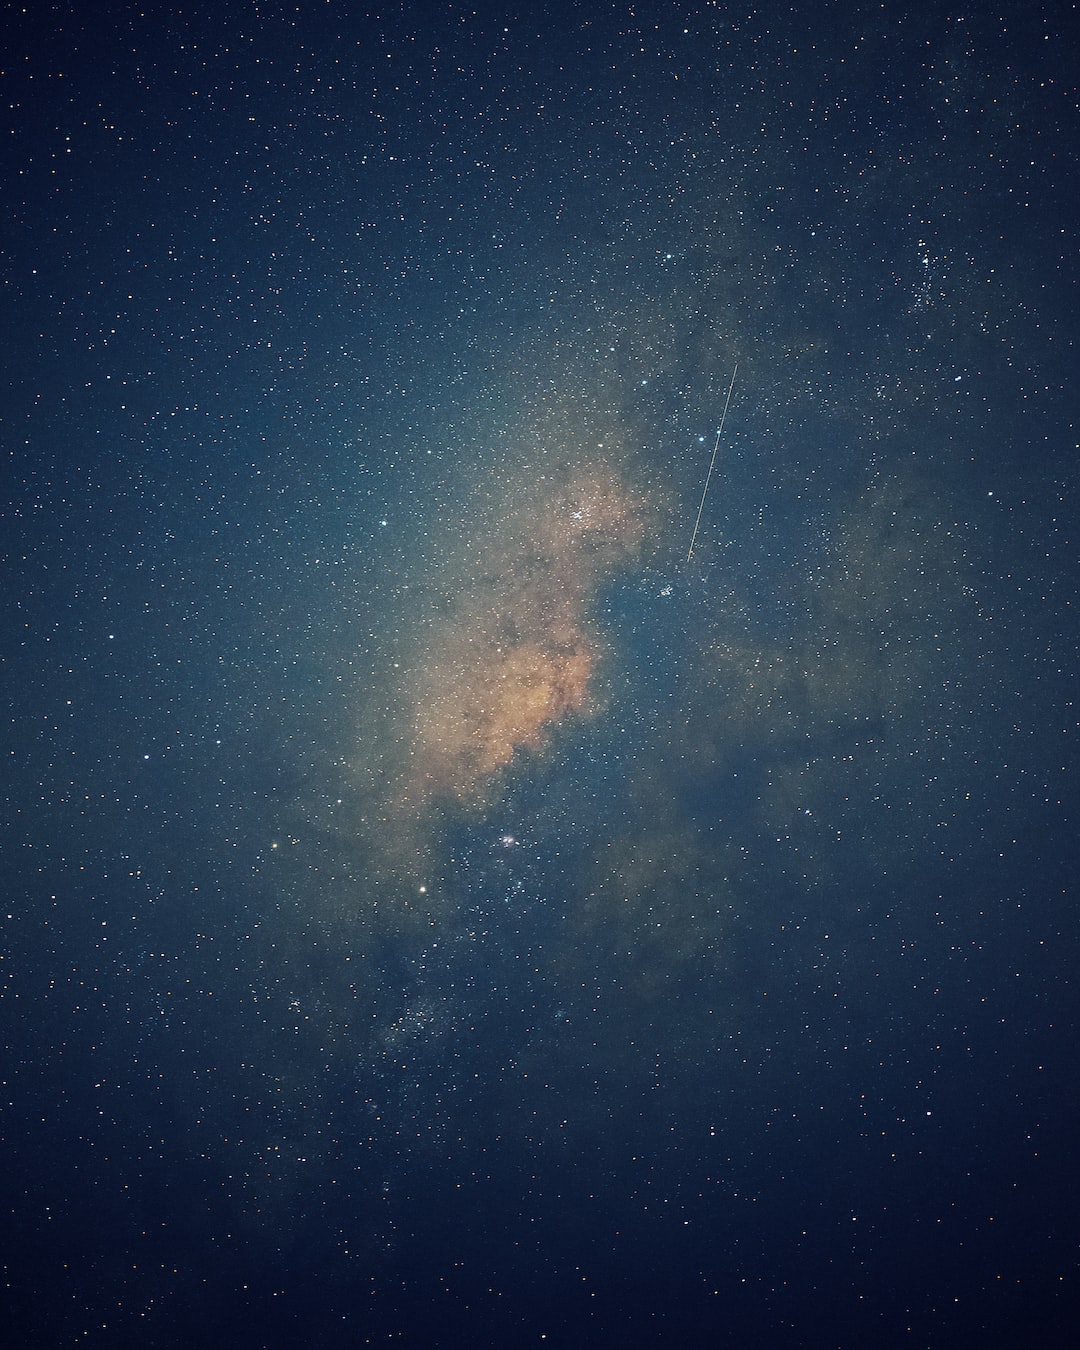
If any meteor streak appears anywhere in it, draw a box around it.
[687,363,738,563]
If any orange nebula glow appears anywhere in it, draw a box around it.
[404,463,644,806]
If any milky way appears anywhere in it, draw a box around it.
[401,460,646,810]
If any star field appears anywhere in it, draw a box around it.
[2,3,1078,1347]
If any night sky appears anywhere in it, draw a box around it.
[3,2,1078,1346]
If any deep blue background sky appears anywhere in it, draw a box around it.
[3,2,1078,1346]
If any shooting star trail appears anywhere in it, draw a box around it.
[686,363,738,564]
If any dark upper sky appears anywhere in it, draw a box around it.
[3,2,1078,1347]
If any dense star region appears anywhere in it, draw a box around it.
[403,459,646,807]
[2,3,1078,1348]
